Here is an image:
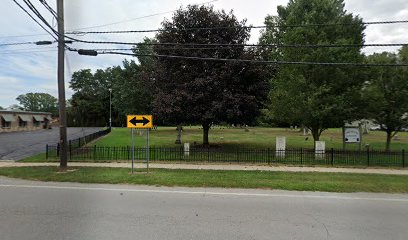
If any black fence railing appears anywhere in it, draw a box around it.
[46,128,111,160]
[46,144,406,168]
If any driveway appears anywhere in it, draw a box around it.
[0,127,102,160]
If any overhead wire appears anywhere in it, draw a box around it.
[95,51,408,67]
[11,0,58,41]
[66,20,408,35]
[69,0,219,31]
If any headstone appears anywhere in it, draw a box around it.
[184,143,190,156]
[315,141,326,159]
[276,136,286,158]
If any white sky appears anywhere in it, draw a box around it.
[0,0,407,107]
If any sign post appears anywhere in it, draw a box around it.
[146,129,150,173]
[127,115,153,174]
[131,128,135,174]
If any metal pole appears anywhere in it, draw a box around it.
[131,128,134,175]
[147,129,150,173]
[57,0,68,168]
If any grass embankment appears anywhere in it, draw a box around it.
[95,127,408,150]
[0,166,407,193]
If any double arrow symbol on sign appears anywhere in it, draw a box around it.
[129,117,150,126]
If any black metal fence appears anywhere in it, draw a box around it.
[46,128,111,160]
[46,144,406,168]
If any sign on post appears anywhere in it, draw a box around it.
[127,115,153,174]
[344,127,361,143]
[127,115,153,129]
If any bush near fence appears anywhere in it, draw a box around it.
[46,143,406,168]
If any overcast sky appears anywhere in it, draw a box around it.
[1,0,407,107]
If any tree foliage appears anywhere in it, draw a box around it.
[16,92,58,116]
[68,39,156,127]
[69,69,113,127]
[260,0,365,143]
[363,47,408,151]
[153,5,273,145]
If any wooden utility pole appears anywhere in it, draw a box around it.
[57,0,68,168]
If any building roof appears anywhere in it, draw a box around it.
[0,109,52,115]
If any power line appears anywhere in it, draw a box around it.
[38,0,57,18]
[94,51,408,67]
[70,0,219,31]
[0,40,57,47]
[0,0,219,39]
[62,35,408,48]
[22,0,59,36]
[66,20,408,35]
[2,38,407,50]
[0,41,37,47]
[11,0,58,40]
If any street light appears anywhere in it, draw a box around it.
[109,88,112,129]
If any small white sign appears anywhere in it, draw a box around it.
[344,127,361,143]
[276,136,286,157]
[184,143,190,156]
[315,141,326,159]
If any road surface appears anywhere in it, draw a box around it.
[0,127,102,160]
[0,177,407,240]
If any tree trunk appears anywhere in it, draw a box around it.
[386,131,392,152]
[175,125,182,144]
[202,123,210,146]
[311,127,320,150]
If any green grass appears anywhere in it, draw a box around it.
[0,166,408,193]
[95,127,408,150]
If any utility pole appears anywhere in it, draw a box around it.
[57,0,68,168]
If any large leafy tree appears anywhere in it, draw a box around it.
[69,69,112,126]
[16,92,58,116]
[363,47,408,151]
[153,5,272,145]
[112,38,156,122]
[260,0,365,144]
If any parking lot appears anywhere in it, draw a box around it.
[0,127,102,160]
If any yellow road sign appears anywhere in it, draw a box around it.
[127,115,153,129]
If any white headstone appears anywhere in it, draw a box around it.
[184,143,190,156]
[276,136,286,158]
[315,141,326,159]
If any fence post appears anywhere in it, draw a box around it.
[367,148,370,167]
[331,148,334,166]
[403,149,405,168]
[207,147,210,162]
[267,148,271,165]
[300,148,303,165]
[46,144,48,160]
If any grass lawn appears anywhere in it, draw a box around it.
[94,127,408,151]
[0,167,407,193]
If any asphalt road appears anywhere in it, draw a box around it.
[0,127,102,160]
[0,177,407,240]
